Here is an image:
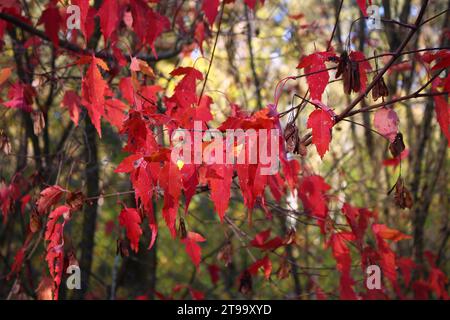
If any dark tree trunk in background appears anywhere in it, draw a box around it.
[75,118,100,299]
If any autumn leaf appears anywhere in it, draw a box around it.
[45,205,71,241]
[356,0,368,16]
[349,51,372,92]
[207,164,233,221]
[373,107,399,142]
[0,67,12,86]
[182,231,206,267]
[297,51,336,101]
[81,56,109,137]
[62,90,82,126]
[372,224,412,242]
[202,0,220,25]
[96,0,119,42]
[433,94,450,147]
[250,229,284,251]
[299,175,330,234]
[36,185,65,215]
[119,208,143,253]
[248,255,272,280]
[38,3,62,47]
[307,109,334,158]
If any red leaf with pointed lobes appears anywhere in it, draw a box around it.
[327,232,355,274]
[297,51,337,101]
[159,161,182,238]
[96,0,119,42]
[182,232,206,267]
[202,0,220,25]
[371,224,404,286]
[36,185,65,215]
[397,257,416,286]
[307,109,334,158]
[168,67,204,111]
[130,0,170,58]
[62,90,82,126]
[433,94,450,147]
[372,224,412,242]
[81,56,109,137]
[356,0,369,16]
[299,175,330,234]
[115,154,143,173]
[119,208,142,253]
[104,98,127,130]
[250,229,284,251]
[207,164,233,221]
[248,255,272,279]
[72,0,89,39]
[45,205,71,241]
[342,203,372,242]
[38,3,62,47]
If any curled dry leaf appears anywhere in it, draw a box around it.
[277,254,291,280]
[335,51,361,94]
[389,132,406,158]
[116,239,130,258]
[238,270,253,295]
[217,240,233,266]
[372,76,389,101]
[30,209,41,233]
[284,121,300,154]
[66,191,85,211]
[394,177,413,209]
[31,111,45,135]
[0,130,12,155]
[178,217,188,240]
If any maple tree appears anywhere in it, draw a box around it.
[0,0,449,301]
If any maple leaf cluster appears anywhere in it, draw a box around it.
[0,0,448,301]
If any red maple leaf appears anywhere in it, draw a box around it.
[207,164,233,221]
[62,90,82,126]
[119,208,143,253]
[432,93,450,147]
[182,231,206,267]
[202,0,220,25]
[250,229,284,251]
[38,3,62,47]
[45,205,71,241]
[372,224,412,242]
[248,255,272,280]
[307,109,334,158]
[96,0,119,42]
[327,232,355,274]
[297,51,336,101]
[81,56,110,137]
[299,175,331,234]
[130,0,170,58]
